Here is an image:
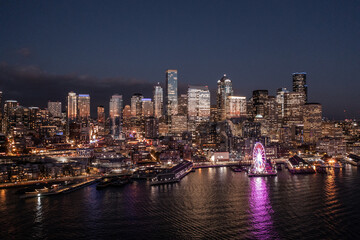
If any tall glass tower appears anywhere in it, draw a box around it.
[165,69,178,117]
[109,94,123,140]
[292,72,307,103]
[153,83,163,118]
[216,74,233,121]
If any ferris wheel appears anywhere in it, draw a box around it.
[252,142,267,173]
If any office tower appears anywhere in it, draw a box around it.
[216,74,233,121]
[252,90,268,117]
[226,96,247,119]
[48,101,62,118]
[28,107,40,130]
[276,88,289,122]
[97,106,105,135]
[3,100,18,136]
[165,69,178,116]
[303,103,322,144]
[178,94,188,116]
[97,106,105,124]
[131,93,143,118]
[67,92,77,122]
[293,72,307,103]
[77,94,90,120]
[109,94,123,140]
[142,98,154,117]
[144,117,159,139]
[284,92,305,126]
[122,105,132,134]
[188,85,210,124]
[153,83,163,118]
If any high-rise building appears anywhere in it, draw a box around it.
[131,93,143,118]
[216,74,233,121]
[303,103,322,144]
[3,100,18,136]
[252,90,268,117]
[153,83,163,118]
[97,106,105,135]
[109,95,123,140]
[292,72,307,103]
[142,98,154,117]
[165,69,178,116]
[284,92,305,126]
[67,92,77,122]
[226,96,247,119]
[144,117,158,139]
[77,94,90,120]
[48,101,62,118]
[188,85,210,133]
[276,88,289,122]
[178,94,188,116]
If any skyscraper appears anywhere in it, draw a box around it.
[109,94,123,140]
[226,96,247,119]
[48,101,62,118]
[216,74,233,121]
[67,92,77,122]
[276,88,289,122]
[292,72,307,103]
[142,98,154,117]
[303,103,322,144]
[188,85,210,132]
[3,100,18,136]
[131,93,143,118]
[153,83,163,118]
[77,94,90,120]
[97,105,105,135]
[252,90,268,118]
[165,69,178,117]
[178,94,188,116]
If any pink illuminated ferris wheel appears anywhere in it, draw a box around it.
[252,142,266,173]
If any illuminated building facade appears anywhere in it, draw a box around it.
[77,94,90,121]
[226,96,247,119]
[252,90,268,118]
[303,103,322,144]
[276,88,289,123]
[109,94,123,140]
[188,85,210,133]
[292,72,307,103]
[165,69,178,117]
[131,93,143,118]
[67,92,77,122]
[153,83,163,118]
[3,100,18,136]
[216,74,233,121]
[178,94,188,116]
[142,98,154,117]
[48,101,62,118]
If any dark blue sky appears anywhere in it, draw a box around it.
[0,0,359,119]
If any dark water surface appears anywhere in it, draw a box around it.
[1,166,360,239]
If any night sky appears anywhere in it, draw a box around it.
[0,0,359,119]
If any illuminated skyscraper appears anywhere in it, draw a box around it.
[109,94,123,140]
[178,94,188,116]
[188,85,210,132]
[97,105,105,135]
[303,103,322,144]
[216,74,233,121]
[252,90,268,117]
[292,72,307,103]
[131,93,143,118]
[77,94,90,120]
[142,98,154,117]
[165,69,178,116]
[67,92,77,122]
[3,100,18,136]
[153,83,163,118]
[48,101,62,118]
[276,88,289,122]
[226,96,247,119]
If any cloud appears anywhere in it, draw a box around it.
[16,48,32,57]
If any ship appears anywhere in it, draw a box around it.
[151,160,193,186]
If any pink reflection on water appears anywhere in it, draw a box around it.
[249,177,277,239]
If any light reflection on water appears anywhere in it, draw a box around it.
[249,177,277,239]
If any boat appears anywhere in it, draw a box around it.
[96,178,116,189]
[230,166,242,172]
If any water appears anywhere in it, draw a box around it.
[1,165,360,239]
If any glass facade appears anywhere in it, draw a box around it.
[165,70,178,116]
[109,94,123,140]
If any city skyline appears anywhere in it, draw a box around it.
[0,0,360,120]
